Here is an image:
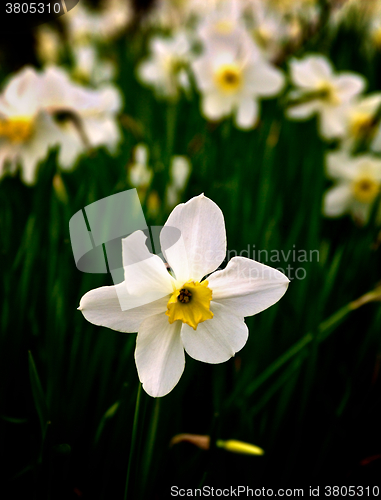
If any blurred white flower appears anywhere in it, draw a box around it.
[35,26,61,65]
[170,155,191,190]
[197,0,245,45]
[64,0,131,44]
[287,54,366,139]
[329,0,376,28]
[341,93,381,150]
[96,0,132,41]
[0,66,122,184]
[137,32,192,100]
[128,144,153,188]
[192,29,284,128]
[0,67,62,184]
[40,67,122,170]
[79,194,289,397]
[64,3,98,44]
[323,151,381,223]
[165,155,191,207]
[72,45,116,85]
[245,0,299,62]
[147,0,232,30]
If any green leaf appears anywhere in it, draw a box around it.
[28,351,49,442]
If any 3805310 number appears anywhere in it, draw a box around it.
[5,2,63,14]
[325,486,380,497]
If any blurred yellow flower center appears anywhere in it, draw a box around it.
[253,27,272,49]
[215,64,242,94]
[317,82,340,106]
[352,175,380,204]
[163,54,183,75]
[215,20,234,35]
[166,280,213,330]
[349,112,376,140]
[372,28,381,48]
[0,117,34,143]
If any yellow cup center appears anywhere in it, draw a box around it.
[166,280,213,330]
[317,82,340,106]
[352,175,380,204]
[215,64,242,94]
[349,112,376,140]
[0,117,34,143]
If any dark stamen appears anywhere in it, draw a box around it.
[178,288,192,304]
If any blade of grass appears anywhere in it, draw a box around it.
[28,351,49,451]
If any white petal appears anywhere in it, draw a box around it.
[286,101,319,119]
[2,66,41,115]
[134,144,148,165]
[40,66,72,109]
[207,256,289,317]
[181,302,248,364]
[160,194,226,283]
[202,93,231,120]
[245,62,284,97]
[371,125,381,153]
[83,117,120,151]
[97,86,122,114]
[79,282,168,333]
[19,114,61,184]
[122,231,174,306]
[56,128,84,169]
[235,98,258,129]
[325,151,358,180]
[351,200,372,224]
[290,55,332,89]
[192,57,214,92]
[335,74,366,101]
[323,184,352,217]
[137,60,159,85]
[320,107,347,139]
[170,156,190,190]
[135,313,184,397]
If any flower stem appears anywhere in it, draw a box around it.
[166,103,177,159]
[124,383,143,500]
[140,398,161,498]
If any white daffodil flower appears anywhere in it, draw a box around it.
[147,0,234,30]
[38,67,122,170]
[64,0,131,44]
[323,151,381,223]
[165,155,191,208]
[137,32,192,101]
[0,66,121,184]
[72,45,116,85]
[192,30,284,129]
[170,155,191,191]
[79,194,289,397]
[287,55,366,139]
[0,67,63,184]
[197,0,245,45]
[128,144,153,189]
[245,0,298,62]
[35,25,61,65]
[341,93,381,150]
